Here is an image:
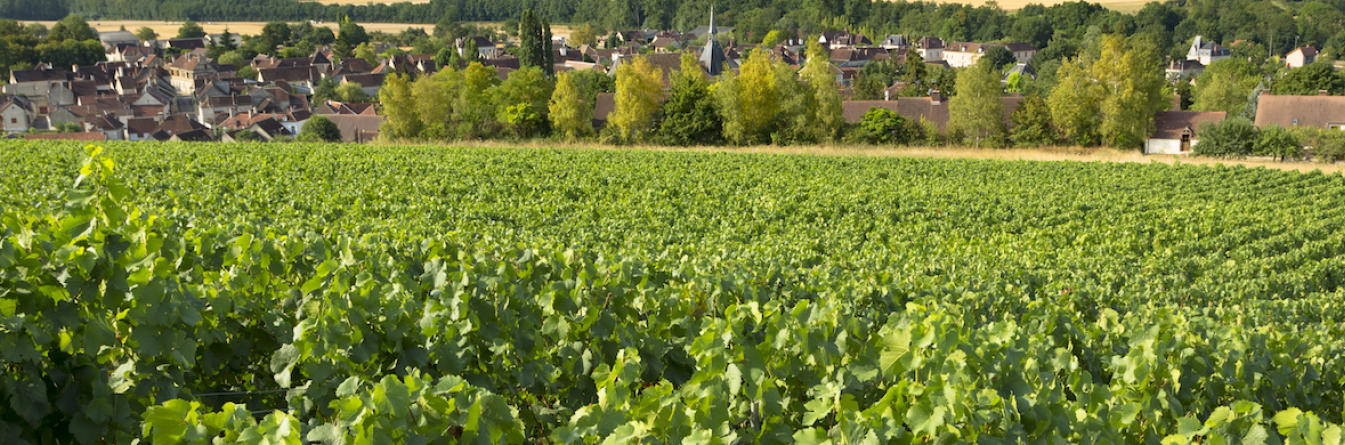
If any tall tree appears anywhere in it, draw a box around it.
[1191,58,1261,114]
[1094,34,1166,149]
[948,58,1006,147]
[379,73,422,139]
[1048,55,1102,146]
[799,40,845,143]
[48,15,96,42]
[490,66,553,137]
[542,18,555,76]
[611,56,663,142]
[1010,94,1055,146]
[656,51,719,145]
[517,10,543,69]
[716,48,780,145]
[549,70,594,139]
[134,26,157,41]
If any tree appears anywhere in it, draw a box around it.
[1254,124,1302,161]
[1048,55,1102,146]
[177,20,206,39]
[610,55,663,142]
[355,42,377,65]
[335,82,370,103]
[571,23,600,48]
[1193,117,1257,158]
[1272,62,1345,95]
[336,20,368,59]
[982,45,1017,70]
[542,18,555,76]
[1010,94,1055,147]
[1005,72,1025,93]
[656,52,720,145]
[517,10,545,70]
[549,71,594,139]
[1093,35,1167,149]
[761,30,784,48]
[312,76,339,104]
[716,49,781,145]
[1192,58,1261,114]
[49,14,97,42]
[854,107,908,144]
[490,66,553,137]
[463,37,482,65]
[902,50,927,91]
[949,58,1006,147]
[134,26,157,41]
[379,73,422,139]
[258,21,292,55]
[434,47,456,70]
[798,40,845,143]
[298,115,343,142]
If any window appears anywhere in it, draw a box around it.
[9,118,14,124]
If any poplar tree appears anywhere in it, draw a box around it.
[549,71,594,139]
[378,73,422,139]
[948,58,1006,147]
[716,49,780,145]
[1094,35,1166,149]
[800,40,845,142]
[611,56,663,142]
[1048,55,1102,146]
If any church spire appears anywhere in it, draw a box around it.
[708,6,716,41]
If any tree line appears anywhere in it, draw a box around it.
[377,31,1170,150]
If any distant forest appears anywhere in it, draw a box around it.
[6,0,1345,62]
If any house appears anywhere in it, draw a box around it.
[86,114,126,140]
[1286,46,1318,69]
[1146,111,1226,154]
[1165,59,1205,80]
[257,66,321,93]
[154,114,209,137]
[6,66,72,97]
[592,93,615,129]
[168,55,231,94]
[880,35,909,50]
[169,129,214,142]
[457,36,500,58]
[0,96,34,132]
[166,38,207,51]
[99,31,140,49]
[1186,36,1230,65]
[324,114,384,143]
[818,31,872,49]
[125,118,159,141]
[916,37,944,62]
[941,42,1036,68]
[1004,63,1036,81]
[1254,94,1345,129]
[840,94,1026,132]
[340,73,386,98]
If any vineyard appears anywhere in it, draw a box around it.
[2,141,1344,444]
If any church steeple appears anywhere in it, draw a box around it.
[708,6,716,40]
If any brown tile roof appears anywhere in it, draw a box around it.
[155,114,208,135]
[1254,94,1345,128]
[126,118,159,134]
[325,115,385,143]
[592,93,615,128]
[841,96,1025,131]
[170,129,214,141]
[341,73,386,88]
[1152,111,1226,139]
[11,68,72,83]
[258,66,320,83]
[25,132,106,141]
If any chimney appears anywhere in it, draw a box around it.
[1321,90,1329,96]
[930,90,942,105]
[885,88,890,101]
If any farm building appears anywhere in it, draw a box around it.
[1145,111,1226,155]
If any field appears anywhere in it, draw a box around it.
[918,0,1149,12]
[2,141,1344,444]
[36,19,576,42]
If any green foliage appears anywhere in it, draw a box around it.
[715,49,782,145]
[548,71,594,139]
[853,107,911,144]
[1272,62,1345,95]
[1010,94,1056,147]
[611,56,663,142]
[1193,58,1263,114]
[1193,116,1258,157]
[1253,124,1303,160]
[4,142,1345,445]
[176,20,206,39]
[948,58,1006,147]
[981,45,1017,70]
[298,115,343,142]
[491,66,553,137]
[334,82,370,103]
[48,14,96,42]
[655,52,720,146]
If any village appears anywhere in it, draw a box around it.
[0,17,1335,155]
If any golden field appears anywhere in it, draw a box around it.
[418,140,1345,175]
[919,0,1150,12]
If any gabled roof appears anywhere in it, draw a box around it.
[1290,46,1319,58]
[155,114,208,135]
[170,129,214,141]
[341,73,386,88]
[25,132,106,141]
[258,66,320,83]
[1151,111,1226,139]
[1254,94,1345,128]
[324,114,385,142]
[11,67,72,83]
[126,117,159,134]
[592,93,615,128]
[840,96,1026,131]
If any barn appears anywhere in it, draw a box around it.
[1145,111,1226,155]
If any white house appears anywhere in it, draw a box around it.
[1146,111,1226,154]
[1286,46,1318,68]
[1,96,33,132]
[916,37,944,62]
[1186,36,1230,66]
